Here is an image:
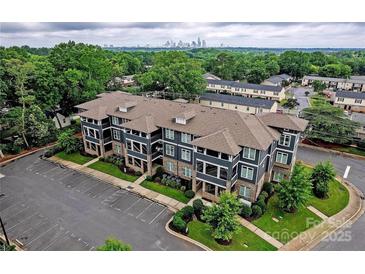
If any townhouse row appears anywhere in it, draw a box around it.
[76,92,307,203]
[302,75,365,92]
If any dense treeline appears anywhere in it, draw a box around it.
[1,42,365,154]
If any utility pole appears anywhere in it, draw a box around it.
[0,216,10,246]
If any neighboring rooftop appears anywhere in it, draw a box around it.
[207,79,283,92]
[203,72,221,80]
[303,75,365,84]
[336,91,365,99]
[264,74,292,85]
[76,92,307,151]
[200,92,276,109]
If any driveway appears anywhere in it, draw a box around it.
[0,152,201,251]
[297,145,365,251]
[288,87,312,112]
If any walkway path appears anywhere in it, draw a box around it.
[238,217,283,249]
[49,156,185,211]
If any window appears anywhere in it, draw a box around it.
[197,161,204,173]
[273,171,284,182]
[205,183,216,194]
[165,144,175,157]
[239,186,252,200]
[142,144,147,154]
[276,152,288,164]
[167,161,174,172]
[114,144,121,154]
[182,167,192,177]
[165,129,174,140]
[279,135,290,146]
[274,92,279,96]
[220,153,229,160]
[206,149,219,158]
[355,99,363,104]
[127,140,132,150]
[337,97,344,102]
[243,147,256,160]
[221,102,224,107]
[197,147,205,154]
[181,133,192,144]
[209,101,212,105]
[205,163,218,177]
[113,129,120,140]
[232,164,238,177]
[112,116,119,125]
[181,149,191,161]
[253,90,258,94]
[241,166,254,180]
[133,142,141,153]
[219,167,228,180]
[246,107,250,111]
[260,90,265,94]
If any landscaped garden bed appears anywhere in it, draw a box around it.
[88,159,139,182]
[140,167,195,204]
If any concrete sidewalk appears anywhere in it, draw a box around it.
[238,217,283,249]
[49,156,185,211]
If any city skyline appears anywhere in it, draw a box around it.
[1,22,365,48]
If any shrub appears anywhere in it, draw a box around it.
[262,182,274,196]
[255,198,267,213]
[258,191,269,202]
[193,199,204,214]
[155,166,164,178]
[239,204,252,219]
[184,190,195,199]
[313,180,329,199]
[180,185,186,192]
[169,180,177,189]
[154,177,161,183]
[251,205,263,218]
[135,171,142,176]
[172,215,187,233]
[161,177,167,185]
[181,206,194,221]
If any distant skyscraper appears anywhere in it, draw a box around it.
[202,40,206,48]
[197,37,201,47]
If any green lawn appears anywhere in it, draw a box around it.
[303,166,349,217]
[309,95,330,107]
[55,151,94,165]
[88,160,138,182]
[187,220,277,251]
[140,180,190,203]
[252,195,322,244]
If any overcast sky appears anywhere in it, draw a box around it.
[1,22,365,48]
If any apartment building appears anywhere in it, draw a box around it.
[76,92,307,203]
[206,79,285,101]
[199,92,278,114]
[334,91,365,113]
[302,75,365,92]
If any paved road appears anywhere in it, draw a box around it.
[288,87,312,112]
[0,152,201,251]
[297,146,365,251]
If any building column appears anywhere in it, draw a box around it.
[146,154,153,176]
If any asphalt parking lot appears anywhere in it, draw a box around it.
[0,152,201,251]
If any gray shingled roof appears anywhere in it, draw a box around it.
[207,79,283,92]
[258,113,308,132]
[200,93,275,109]
[303,75,365,84]
[336,91,365,100]
[265,74,292,84]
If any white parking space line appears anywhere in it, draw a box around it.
[0,173,5,179]
[135,201,154,219]
[8,211,39,230]
[41,166,59,175]
[149,207,166,224]
[343,165,351,179]
[0,199,23,213]
[43,230,69,251]
[123,198,142,213]
[26,223,59,246]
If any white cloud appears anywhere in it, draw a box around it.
[0,22,364,48]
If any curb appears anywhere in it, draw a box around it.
[0,234,23,251]
[0,144,56,167]
[299,143,365,161]
[164,217,211,251]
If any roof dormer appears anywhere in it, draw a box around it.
[174,110,196,125]
[118,101,137,112]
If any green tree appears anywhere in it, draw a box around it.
[312,80,327,93]
[277,164,312,213]
[319,64,352,78]
[302,105,359,144]
[246,62,269,84]
[282,98,299,109]
[96,237,132,251]
[202,192,241,244]
[279,51,310,79]
[57,129,81,154]
[311,161,336,199]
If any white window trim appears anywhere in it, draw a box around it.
[279,134,290,147]
[113,129,120,140]
[181,148,191,161]
[241,166,254,180]
[165,129,174,140]
[239,186,252,200]
[181,133,192,144]
[243,147,256,160]
[182,166,192,177]
[165,144,175,157]
[276,152,288,164]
